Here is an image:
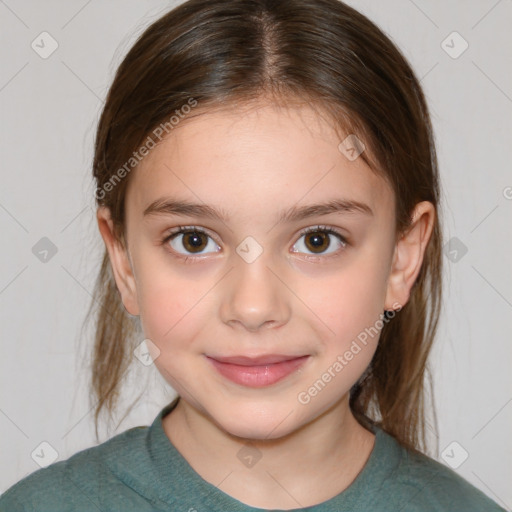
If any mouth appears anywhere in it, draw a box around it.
[205,354,310,388]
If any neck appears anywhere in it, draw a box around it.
[162,396,376,509]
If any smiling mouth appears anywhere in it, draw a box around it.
[205,354,310,388]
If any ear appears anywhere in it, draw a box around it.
[96,206,140,316]
[384,201,435,310]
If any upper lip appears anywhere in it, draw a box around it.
[207,354,308,366]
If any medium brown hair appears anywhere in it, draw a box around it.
[86,0,442,454]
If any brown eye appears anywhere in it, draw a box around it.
[167,228,221,256]
[305,231,330,253]
[182,231,208,253]
[292,227,346,256]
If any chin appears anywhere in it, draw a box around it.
[209,401,301,441]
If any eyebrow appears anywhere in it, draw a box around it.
[143,197,373,223]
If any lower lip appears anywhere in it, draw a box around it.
[206,356,310,388]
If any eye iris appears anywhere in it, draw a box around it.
[183,231,207,253]
[305,231,330,253]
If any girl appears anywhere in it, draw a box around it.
[0,0,505,510]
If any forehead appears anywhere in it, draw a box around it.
[125,102,394,224]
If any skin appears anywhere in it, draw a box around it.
[97,100,435,509]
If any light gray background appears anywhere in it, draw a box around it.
[0,0,511,507]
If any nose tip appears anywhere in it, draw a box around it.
[219,259,291,332]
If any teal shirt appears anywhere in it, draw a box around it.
[0,398,505,512]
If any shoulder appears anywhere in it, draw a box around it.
[376,433,506,511]
[0,426,148,512]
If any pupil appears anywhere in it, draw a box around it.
[184,232,205,252]
[306,232,329,253]
[311,235,322,246]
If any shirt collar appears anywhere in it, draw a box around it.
[111,397,402,511]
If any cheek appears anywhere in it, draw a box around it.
[138,278,205,342]
[133,248,209,343]
[302,254,388,317]
[136,271,212,387]
[293,252,390,355]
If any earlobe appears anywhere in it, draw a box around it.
[384,201,435,310]
[96,207,140,316]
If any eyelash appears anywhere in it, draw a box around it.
[161,224,348,263]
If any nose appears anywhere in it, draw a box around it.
[219,255,291,332]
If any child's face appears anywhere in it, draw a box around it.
[103,101,414,439]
